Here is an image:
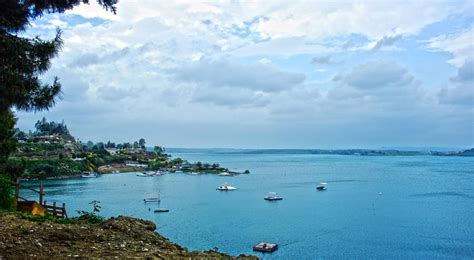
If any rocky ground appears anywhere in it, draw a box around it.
[0,212,257,259]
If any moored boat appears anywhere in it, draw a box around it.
[154,208,169,213]
[81,172,98,178]
[253,242,278,253]
[144,192,160,202]
[217,183,237,191]
[264,192,283,201]
[316,182,327,191]
[136,171,156,177]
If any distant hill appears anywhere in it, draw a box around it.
[167,148,474,157]
[456,148,474,156]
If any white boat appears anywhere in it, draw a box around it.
[136,171,156,177]
[112,170,119,174]
[218,172,232,176]
[217,183,237,191]
[81,172,98,178]
[264,192,283,201]
[316,182,327,191]
[144,192,160,202]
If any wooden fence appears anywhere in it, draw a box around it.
[42,201,68,219]
[12,178,68,219]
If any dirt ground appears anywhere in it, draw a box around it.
[0,212,257,259]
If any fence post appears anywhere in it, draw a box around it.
[39,181,44,205]
[53,202,57,218]
[14,178,20,209]
[62,203,66,218]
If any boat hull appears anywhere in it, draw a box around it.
[264,197,283,201]
[144,198,160,202]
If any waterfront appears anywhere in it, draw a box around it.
[22,150,474,259]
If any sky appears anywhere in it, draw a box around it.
[15,0,474,149]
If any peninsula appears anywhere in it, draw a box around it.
[10,118,243,180]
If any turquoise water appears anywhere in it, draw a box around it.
[22,151,474,259]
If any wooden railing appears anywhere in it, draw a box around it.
[12,178,68,219]
[43,201,68,219]
[12,179,44,204]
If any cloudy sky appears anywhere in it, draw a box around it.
[16,0,474,149]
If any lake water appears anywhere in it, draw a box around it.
[22,150,474,259]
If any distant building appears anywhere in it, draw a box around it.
[106,148,118,155]
[180,162,193,169]
[125,161,148,168]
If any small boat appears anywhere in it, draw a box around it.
[264,192,283,201]
[136,171,156,177]
[219,172,232,176]
[81,172,98,178]
[144,192,160,202]
[154,208,169,213]
[316,182,327,191]
[217,183,237,191]
[253,242,278,253]
[112,170,119,174]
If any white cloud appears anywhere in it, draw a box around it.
[14,0,473,148]
[171,58,305,93]
[439,59,474,106]
[427,25,474,67]
[336,60,414,90]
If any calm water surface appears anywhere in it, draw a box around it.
[22,151,474,259]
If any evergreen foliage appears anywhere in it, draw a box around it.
[0,0,117,173]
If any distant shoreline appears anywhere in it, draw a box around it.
[168,147,474,157]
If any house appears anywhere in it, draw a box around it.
[125,161,148,168]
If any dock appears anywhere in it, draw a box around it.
[253,242,278,253]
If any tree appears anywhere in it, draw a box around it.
[196,161,202,169]
[138,138,146,149]
[14,128,27,140]
[0,174,13,210]
[154,145,164,155]
[0,111,17,163]
[86,141,94,148]
[0,0,117,173]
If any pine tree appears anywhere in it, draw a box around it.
[0,0,117,170]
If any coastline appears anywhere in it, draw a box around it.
[0,212,257,259]
[19,167,248,181]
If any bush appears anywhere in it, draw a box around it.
[0,175,13,210]
[77,200,104,224]
[16,211,78,224]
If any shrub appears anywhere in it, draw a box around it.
[77,200,104,224]
[0,175,13,210]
